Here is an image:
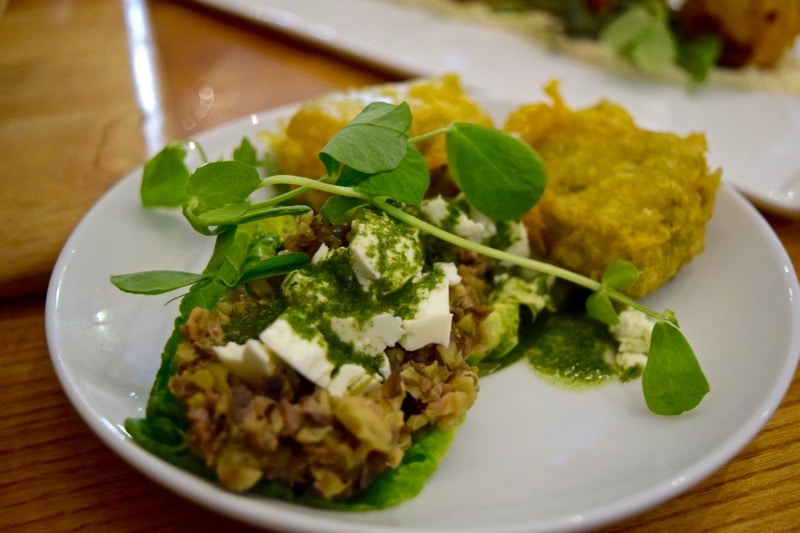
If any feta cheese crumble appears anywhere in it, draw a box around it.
[348,207,424,293]
[609,307,656,369]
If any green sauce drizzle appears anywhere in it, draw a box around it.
[524,311,619,388]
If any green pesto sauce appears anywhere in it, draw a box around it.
[490,220,515,251]
[322,324,387,375]
[225,293,288,344]
[441,201,466,233]
[384,268,442,320]
[298,250,381,321]
[524,311,619,388]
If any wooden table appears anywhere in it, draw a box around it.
[2,1,798,531]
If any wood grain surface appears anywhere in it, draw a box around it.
[1,1,798,531]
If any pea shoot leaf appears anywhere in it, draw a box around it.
[238,252,309,285]
[110,270,204,295]
[321,196,368,224]
[195,201,251,225]
[643,321,710,415]
[187,161,262,215]
[601,258,641,289]
[319,101,412,176]
[338,145,429,205]
[141,144,190,208]
[586,291,619,325]
[445,122,546,221]
[233,137,258,166]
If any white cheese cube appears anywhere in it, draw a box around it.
[260,318,334,389]
[311,242,331,263]
[419,195,450,225]
[454,210,496,243]
[330,312,402,361]
[609,308,656,369]
[348,208,423,293]
[434,261,461,285]
[399,268,452,351]
[421,195,496,243]
[213,339,281,385]
[327,363,381,396]
[496,219,531,258]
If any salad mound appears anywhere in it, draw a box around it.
[169,212,481,498]
[116,75,713,509]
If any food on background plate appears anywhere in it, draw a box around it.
[678,0,800,69]
[112,76,714,509]
[391,0,800,93]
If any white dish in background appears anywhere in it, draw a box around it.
[46,98,800,532]
[192,0,800,218]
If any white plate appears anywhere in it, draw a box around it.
[192,0,800,218]
[46,99,800,532]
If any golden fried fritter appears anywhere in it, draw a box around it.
[505,81,721,297]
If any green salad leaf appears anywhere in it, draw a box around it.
[140,143,190,208]
[337,145,430,205]
[110,270,204,295]
[445,122,546,220]
[319,101,412,175]
[677,33,723,83]
[643,321,710,415]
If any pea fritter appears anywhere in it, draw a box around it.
[505,81,721,298]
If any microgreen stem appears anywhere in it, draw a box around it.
[249,174,342,212]
[374,199,661,322]
[245,175,671,322]
[189,140,210,164]
[253,174,664,322]
[376,199,600,289]
[260,175,371,202]
[409,126,451,145]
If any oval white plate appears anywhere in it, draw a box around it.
[46,99,800,532]
[192,0,800,218]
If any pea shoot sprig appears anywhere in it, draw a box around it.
[112,101,709,416]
